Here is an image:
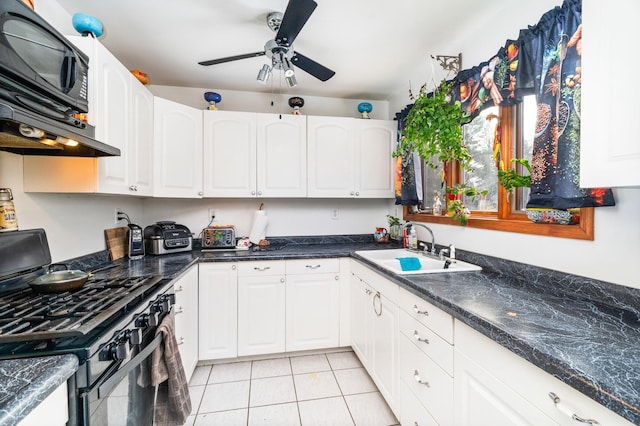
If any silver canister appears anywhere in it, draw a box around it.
[0,188,18,232]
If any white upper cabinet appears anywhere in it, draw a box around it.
[153,97,203,198]
[256,113,307,197]
[580,0,640,187]
[23,37,154,195]
[308,116,395,198]
[203,111,257,197]
[203,112,306,197]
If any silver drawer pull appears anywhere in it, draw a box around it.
[175,307,184,315]
[413,370,430,387]
[174,285,184,292]
[548,392,600,425]
[413,305,429,316]
[177,337,185,346]
[254,266,271,271]
[413,330,429,344]
[305,264,321,269]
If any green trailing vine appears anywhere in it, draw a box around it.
[498,158,531,192]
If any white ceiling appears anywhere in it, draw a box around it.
[58,1,551,101]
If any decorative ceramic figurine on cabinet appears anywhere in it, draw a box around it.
[130,70,149,85]
[357,102,372,119]
[72,13,103,38]
[204,91,222,110]
[288,97,304,115]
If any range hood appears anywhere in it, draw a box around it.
[0,100,120,157]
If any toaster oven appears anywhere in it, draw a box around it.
[202,226,235,249]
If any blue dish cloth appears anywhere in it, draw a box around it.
[396,257,421,271]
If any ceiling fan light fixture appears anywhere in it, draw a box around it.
[282,57,295,77]
[257,64,272,84]
[285,73,297,88]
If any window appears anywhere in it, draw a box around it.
[405,95,594,240]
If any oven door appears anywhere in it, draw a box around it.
[80,327,162,426]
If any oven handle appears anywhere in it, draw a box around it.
[97,333,163,399]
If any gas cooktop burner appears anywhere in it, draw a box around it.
[0,275,164,343]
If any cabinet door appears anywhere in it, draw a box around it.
[286,273,340,351]
[203,111,257,197]
[454,349,558,426]
[93,42,130,195]
[129,79,154,196]
[350,273,372,367]
[173,266,199,381]
[256,114,307,197]
[307,116,355,197]
[354,120,396,198]
[370,290,399,413]
[153,97,203,198]
[580,0,640,187]
[237,274,286,356]
[198,263,238,360]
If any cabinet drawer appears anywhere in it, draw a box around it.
[238,260,285,276]
[286,258,340,275]
[399,287,453,344]
[350,260,399,304]
[399,333,453,425]
[400,382,439,426]
[399,309,453,376]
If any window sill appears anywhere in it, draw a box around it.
[403,207,594,240]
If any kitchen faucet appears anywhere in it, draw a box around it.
[404,222,436,255]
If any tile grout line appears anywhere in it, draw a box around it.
[328,354,358,426]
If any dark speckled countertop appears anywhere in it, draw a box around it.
[5,234,640,424]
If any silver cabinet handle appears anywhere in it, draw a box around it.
[257,190,263,196]
[334,275,339,281]
[174,285,184,292]
[355,191,360,196]
[177,337,185,346]
[280,278,285,283]
[373,291,382,316]
[129,185,135,191]
[305,264,321,269]
[232,265,237,270]
[350,191,355,196]
[413,330,429,344]
[364,288,372,295]
[413,305,429,316]
[251,191,256,195]
[413,370,430,387]
[175,307,184,314]
[548,393,600,425]
[198,191,203,196]
[254,266,271,271]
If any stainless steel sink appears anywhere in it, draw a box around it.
[355,248,481,275]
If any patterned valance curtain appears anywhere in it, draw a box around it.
[394,105,422,205]
[397,0,614,209]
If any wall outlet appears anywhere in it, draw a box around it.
[114,208,122,225]
[208,208,216,223]
[331,208,339,220]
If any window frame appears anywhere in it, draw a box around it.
[403,103,594,240]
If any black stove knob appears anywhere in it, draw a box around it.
[110,340,129,361]
[126,328,143,346]
[148,312,160,327]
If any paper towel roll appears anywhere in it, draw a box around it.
[249,210,268,244]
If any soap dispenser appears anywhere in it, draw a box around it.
[408,227,418,249]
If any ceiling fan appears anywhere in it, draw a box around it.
[198,0,335,87]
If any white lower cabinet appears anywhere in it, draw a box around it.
[454,320,633,426]
[173,265,198,380]
[198,263,238,360]
[237,261,286,356]
[285,259,340,352]
[399,381,439,426]
[350,260,399,416]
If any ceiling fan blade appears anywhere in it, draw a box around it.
[198,51,265,66]
[275,0,317,47]
[291,52,335,81]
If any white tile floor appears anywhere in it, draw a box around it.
[185,350,399,426]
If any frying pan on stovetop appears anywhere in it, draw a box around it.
[28,263,93,293]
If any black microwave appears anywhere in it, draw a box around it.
[0,0,89,114]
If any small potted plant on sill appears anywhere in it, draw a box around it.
[446,184,479,226]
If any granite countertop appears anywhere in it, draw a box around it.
[0,354,78,426]
[9,235,639,424]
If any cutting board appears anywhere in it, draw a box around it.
[104,227,128,260]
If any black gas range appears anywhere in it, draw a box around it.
[0,229,176,425]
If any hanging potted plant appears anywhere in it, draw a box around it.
[395,80,472,170]
[394,80,473,225]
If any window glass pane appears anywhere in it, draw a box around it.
[421,156,444,213]
[462,106,499,211]
[515,95,536,211]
